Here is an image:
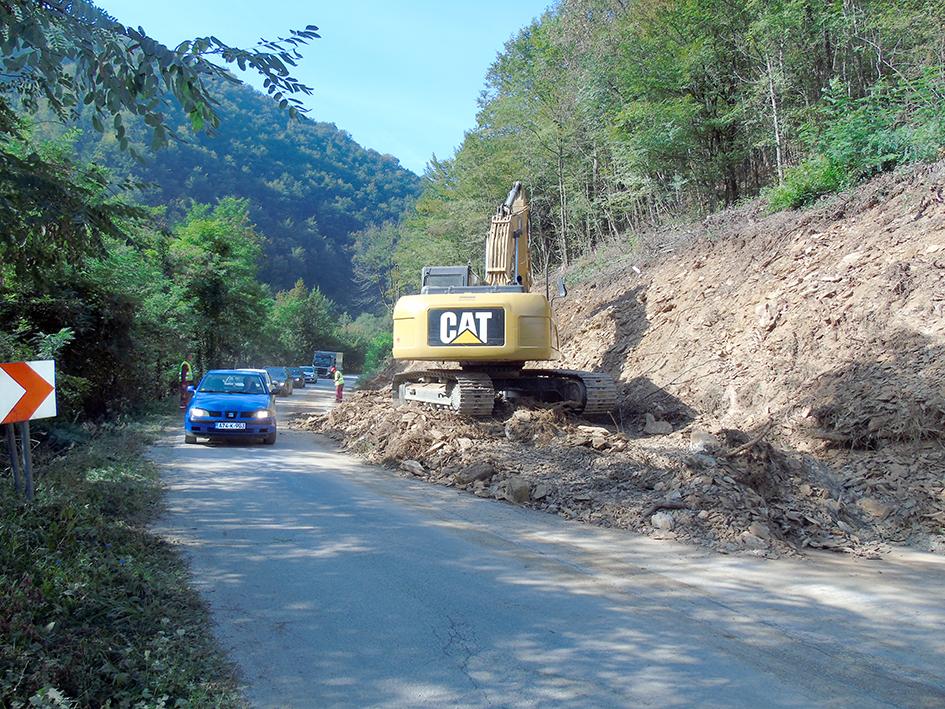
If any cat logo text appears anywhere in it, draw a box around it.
[427,308,505,347]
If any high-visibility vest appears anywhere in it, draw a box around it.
[333,369,344,385]
[180,360,194,382]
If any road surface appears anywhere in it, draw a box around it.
[150,380,945,708]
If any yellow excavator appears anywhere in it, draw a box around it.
[390,182,617,417]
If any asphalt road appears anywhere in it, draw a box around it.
[150,381,945,708]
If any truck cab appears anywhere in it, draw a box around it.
[313,350,344,379]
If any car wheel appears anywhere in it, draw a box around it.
[263,432,276,445]
[185,434,197,444]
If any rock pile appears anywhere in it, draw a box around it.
[295,389,944,556]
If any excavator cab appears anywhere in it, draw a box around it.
[420,266,477,292]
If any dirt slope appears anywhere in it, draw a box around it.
[300,162,945,557]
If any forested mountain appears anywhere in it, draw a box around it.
[53,79,421,305]
[1,0,402,419]
[357,0,945,304]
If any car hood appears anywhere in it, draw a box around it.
[191,393,271,411]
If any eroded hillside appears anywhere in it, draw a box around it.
[300,163,945,557]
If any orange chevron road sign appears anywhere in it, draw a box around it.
[0,360,56,424]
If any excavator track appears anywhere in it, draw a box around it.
[489,368,617,416]
[549,369,619,415]
[392,369,495,417]
[392,367,616,417]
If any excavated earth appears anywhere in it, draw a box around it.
[296,162,945,558]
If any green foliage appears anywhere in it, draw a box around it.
[261,281,335,364]
[0,0,318,151]
[390,0,945,283]
[769,72,945,208]
[0,0,321,291]
[0,132,379,417]
[50,79,421,303]
[0,420,242,706]
[362,332,394,380]
[352,222,402,311]
[766,155,846,210]
[172,198,268,370]
[0,116,144,284]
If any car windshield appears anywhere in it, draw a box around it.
[265,367,285,377]
[301,366,314,373]
[289,367,303,375]
[314,354,333,366]
[199,373,266,394]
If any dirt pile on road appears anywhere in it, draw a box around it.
[301,162,945,556]
[298,390,935,556]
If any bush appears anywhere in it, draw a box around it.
[0,421,242,706]
[767,155,846,210]
[769,72,945,209]
[361,332,393,380]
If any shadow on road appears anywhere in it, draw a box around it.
[149,408,945,707]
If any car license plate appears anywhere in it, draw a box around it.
[215,422,246,430]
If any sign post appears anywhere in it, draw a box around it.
[5,423,22,496]
[1,360,56,501]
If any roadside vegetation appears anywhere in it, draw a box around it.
[352,0,945,300]
[0,416,245,707]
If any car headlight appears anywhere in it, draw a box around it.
[254,410,270,419]
[190,408,210,418]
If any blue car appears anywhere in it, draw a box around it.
[184,369,277,445]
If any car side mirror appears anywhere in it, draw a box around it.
[187,385,196,393]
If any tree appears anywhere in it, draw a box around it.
[1,0,318,147]
[171,199,268,370]
[0,0,319,280]
[352,222,403,311]
[389,0,945,285]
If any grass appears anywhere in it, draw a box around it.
[0,415,245,707]
[565,233,641,287]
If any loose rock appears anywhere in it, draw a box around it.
[452,461,496,485]
[401,459,425,476]
[643,413,673,435]
[690,430,721,453]
[651,511,675,531]
[498,475,531,504]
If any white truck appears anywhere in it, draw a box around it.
[312,350,344,379]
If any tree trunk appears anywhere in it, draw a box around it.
[557,148,570,266]
[766,52,785,184]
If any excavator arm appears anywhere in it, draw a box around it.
[485,181,531,290]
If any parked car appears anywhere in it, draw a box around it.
[287,366,306,388]
[300,365,317,384]
[264,366,293,395]
[184,369,276,445]
[238,368,275,398]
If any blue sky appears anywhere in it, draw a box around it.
[94,0,551,174]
